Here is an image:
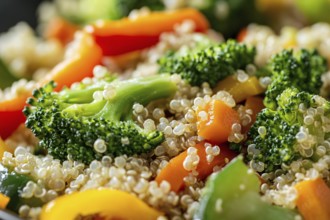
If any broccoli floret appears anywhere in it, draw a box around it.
[187,0,264,37]
[247,87,330,172]
[264,49,327,110]
[24,75,177,164]
[158,40,256,87]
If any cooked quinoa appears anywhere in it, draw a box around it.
[1,2,330,220]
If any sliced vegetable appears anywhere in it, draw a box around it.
[155,142,236,192]
[85,8,209,56]
[0,164,42,213]
[295,177,330,220]
[0,31,102,138]
[44,17,78,45]
[242,96,265,133]
[197,99,240,144]
[0,193,10,209]
[40,189,162,220]
[215,75,265,103]
[195,156,298,220]
[295,0,330,23]
[0,58,18,90]
[0,93,30,139]
[39,31,102,91]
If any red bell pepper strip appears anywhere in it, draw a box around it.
[0,31,102,139]
[85,8,209,56]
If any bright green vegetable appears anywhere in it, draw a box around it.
[58,0,164,24]
[158,40,256,88]
[188,0,264,37]
[295,0,330,23]
[24,74,177,164]
[195,156,298,220]
[0,58,18,89]
[247,87,330,172]
[0,164,42,213]
[264,49,327,110]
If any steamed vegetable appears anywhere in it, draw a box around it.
[215,75,265,103]
[40,189,162,220]
[195,156,297,220]
[0,31,102,139]
[158,40,256,87]
[264,49,327,110]
[295,177,330,220]
[247,88,330,172]
[155,142,236,192]
[59,0,164,24]
[188,0,264,37]
[0,164,42,213]
[197,99,240,144]
[86,8,209,56]
[24,75,177,164]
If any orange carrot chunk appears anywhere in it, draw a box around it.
[242,96,265,133]
[197,100,240,145]
[295,178,330,220]
[155,142,237,192]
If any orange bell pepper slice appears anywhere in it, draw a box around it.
[86,8,209,56]
[0,31,102,139]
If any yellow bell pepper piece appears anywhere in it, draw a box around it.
[0,193,10,209]
[40,189,162,220]
[0,137,13,160]
[215,75,265,103]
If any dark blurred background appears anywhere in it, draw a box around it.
[0,0,44,33]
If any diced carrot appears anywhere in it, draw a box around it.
[197,100,240,145]
[0,193,10,209]
[242,96,265,133]
[295,178,330,220]
[155,142,237,192]
[45,17,79,45]
[215,75,265,103]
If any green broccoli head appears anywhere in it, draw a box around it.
[264,49,327,110]
[247,87,330,172]
[158,40,256,88]
[24,75,177,164]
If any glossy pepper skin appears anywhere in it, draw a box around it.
[0,164,42,213]
[85,8,209,56]
[40,189,162,220]
[195,156,298,220]
[0,32,102,139]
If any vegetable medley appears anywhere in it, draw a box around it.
[1,0,330,220]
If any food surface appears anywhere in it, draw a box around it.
[0,1,330,220]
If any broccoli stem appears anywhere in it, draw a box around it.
[63,75,177,121]
[99,75,177,121]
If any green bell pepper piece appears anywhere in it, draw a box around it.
[195,156,298,220]
[0,164,42,213]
